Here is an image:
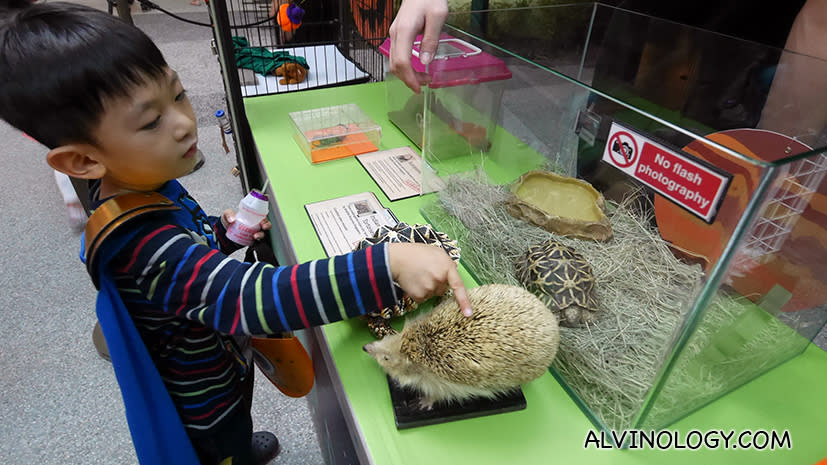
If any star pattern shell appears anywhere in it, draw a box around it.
[354,222,461,338]
[515,239,599,326]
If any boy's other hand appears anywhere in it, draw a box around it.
[387,242,473,317]
[221,209,272,241]
[388,0,448,93]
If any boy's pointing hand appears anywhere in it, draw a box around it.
[387,242,473,317]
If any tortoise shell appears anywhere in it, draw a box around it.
[515,239,599,326]
[354,222,461,338]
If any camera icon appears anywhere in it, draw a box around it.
[612,139,635,161]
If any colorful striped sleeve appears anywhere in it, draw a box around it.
[114,224,397,335]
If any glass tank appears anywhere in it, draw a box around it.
[410,4,827,435]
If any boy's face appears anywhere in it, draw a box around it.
[91,68,199,194]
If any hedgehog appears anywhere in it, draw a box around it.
[363,284,560,410]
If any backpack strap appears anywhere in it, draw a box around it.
[84,190,315,397]
[83,192,198,464]
[84,191,180,288]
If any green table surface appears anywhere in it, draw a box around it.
[244,82,827,465]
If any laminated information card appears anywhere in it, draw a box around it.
[305,191,397,257]
[356,146,446,201]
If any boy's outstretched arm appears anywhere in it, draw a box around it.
[387,242,473,317]
[117,223,471,335]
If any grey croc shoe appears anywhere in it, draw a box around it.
[92,321,110,362]
[251,431,280,465]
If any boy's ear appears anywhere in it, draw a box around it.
[46,144,106,179]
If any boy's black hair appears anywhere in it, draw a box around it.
[0,1,169,149]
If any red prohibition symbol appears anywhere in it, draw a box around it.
[608,131,638,168]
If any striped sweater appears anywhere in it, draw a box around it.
[94,180,397,435]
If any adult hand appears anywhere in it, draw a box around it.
[758,0,827,139]
[388,0,448,93]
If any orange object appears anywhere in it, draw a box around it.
[300,124,379,163]
[277,3,301,32]
[251,334,314,397]
[275,62,307,85]
[654,128,827,311]
[655,129,777,269]
[350,0,393,46]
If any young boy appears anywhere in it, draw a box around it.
[0,3,472,464]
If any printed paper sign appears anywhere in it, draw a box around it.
[602,122,731,223]
[356,146,446,201]
[305,192,398,257]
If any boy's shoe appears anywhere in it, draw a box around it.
[66,200,88,231]
[92,321,110,362]
[251,431,280,465]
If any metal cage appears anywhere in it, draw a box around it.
[223,0,390,95]
[208,0,394,192]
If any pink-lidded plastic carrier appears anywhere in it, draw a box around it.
[381,32,512,188]
[379,33,511,88]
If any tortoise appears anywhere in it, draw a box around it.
[514,239,599,327]
[354,222,461,339]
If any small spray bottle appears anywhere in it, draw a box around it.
[215,109,232,154]
[226,180,270,246]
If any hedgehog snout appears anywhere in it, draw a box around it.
[362,341,377,354]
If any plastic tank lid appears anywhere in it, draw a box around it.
[379,33,511,88]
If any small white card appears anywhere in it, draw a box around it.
[304,191,398,257]
[356,146,446,201]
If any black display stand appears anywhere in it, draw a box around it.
[387,377,527,430]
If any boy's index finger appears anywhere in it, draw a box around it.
[455,286,472,317]
[447,267,472,317]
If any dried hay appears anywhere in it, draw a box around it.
[423,172,811,430]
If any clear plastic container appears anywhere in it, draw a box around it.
[379,33,511,181]
[288,103,381,163]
